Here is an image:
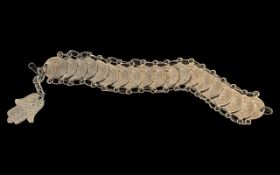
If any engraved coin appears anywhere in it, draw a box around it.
[194,70,213,92]
[44,57,68,79]
[138,65,155,89]
[223,90,243,113]
[233,96,255,120]
[90,60,109,84]
[69,58,88,81]
[174,63,194,87]
[44,57,59,79]
[247,97,265,120]
[62,58,78,79]
[51,57,68,79]
[211,85,232,107]
[99,64,119,87]
[149,66,167,89]
[185,66,204,87]
[83,57,98,80]
[163,66,179,89]
[112,65,130,88]
[124,66,142,90]
[201,76,224,99]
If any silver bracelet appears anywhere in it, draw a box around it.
[7,50,273,125]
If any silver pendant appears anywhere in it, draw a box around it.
[7,93,44,124]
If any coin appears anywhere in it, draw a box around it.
[90,60,109,84]
[83,57,98,80]
[112,65,130,88]
[138,65,155,89]
[223,90,243,113]
[233,96,255,120]
[62,58,78,79]
[185,66,204,87]
[211,85,232,107]
[69,58,87,81]
[149,66,166,89]
[247,97,265,120]
[194,70,213,92]
[99,64,119,87]
[174,62,193,87]
[44,57,68,79]
[124,66,142,90]
[163,66,179,89]
[202,76,224,99]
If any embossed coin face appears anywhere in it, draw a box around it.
[99,64,119,87]
[90,60,109,84]
[233,96,255,120]
[124,66,142,90]
[149,66,167,89]
[62,58,78,79]
[185,66,204,87]
[223,90,243,113]
[247,97,265,120]
[69,58,88,81]
[202,76,224,99]
[138,65,155,89]
[44,57,68,79]
[112,65,130,88]
[174,63,193,87]
[83,57,98,80]
[163,66,179,89]
[194,70,213,92]
[211,85,232,107]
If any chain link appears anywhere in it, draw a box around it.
[29,63,46,99]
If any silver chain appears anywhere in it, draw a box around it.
[29,63,45,99]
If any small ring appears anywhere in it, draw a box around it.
[263,106,273,115]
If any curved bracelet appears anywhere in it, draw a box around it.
[7,50,273,125]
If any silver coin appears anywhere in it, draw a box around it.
[69,58,87,81]
[194,70,213,92]
[185,66,204,87]
[223,90,243,113]
[163,66,179,89]
[124,66,142,90]
[233,96,255,120]
[201,76,224,99]
[211,85,232,107]
[62,58,78,79]
[44,57,68,79]
[174,63,194,87]
[247,97,265,120]
[138,65,155,89]
[90,60,109,84]
[83,57,98,80]
[149,66,166,89]
[43,57,58,79]
[112,65,130,88]
[99,64,119,87]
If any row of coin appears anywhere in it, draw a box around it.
[43,56,266,122]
